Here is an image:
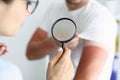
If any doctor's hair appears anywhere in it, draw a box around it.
[1,0,29,4]
[2,0,13,4]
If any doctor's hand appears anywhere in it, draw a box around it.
[0,43,7,56]
[47,47,74,80]
[66,33,80,49]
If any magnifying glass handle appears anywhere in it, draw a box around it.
[62,42,65,53]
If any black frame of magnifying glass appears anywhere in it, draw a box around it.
[51,18,77,49]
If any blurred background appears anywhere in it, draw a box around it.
[0,0,120,80]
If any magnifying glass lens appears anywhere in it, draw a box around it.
[51,18,77,49]
[53,20,76,41]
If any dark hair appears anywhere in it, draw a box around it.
[2,0,13,4]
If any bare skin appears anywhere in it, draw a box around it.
[0,43,7,55]
[74,40,108,80]
[66,0,88,10]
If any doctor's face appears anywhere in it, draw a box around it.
[0,0,29,36]
[0,0,39,36]
[66,0,82,5]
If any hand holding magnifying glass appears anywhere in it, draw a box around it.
[51,18,77,52]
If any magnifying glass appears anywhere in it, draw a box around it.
[51,18,77,51]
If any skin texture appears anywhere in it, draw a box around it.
[74,40,108,80]
[0,1,74,80]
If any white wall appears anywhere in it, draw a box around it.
[97,0,120,19]
[0,0,120,80]
[0,0,55,80]
[97,0,106,5]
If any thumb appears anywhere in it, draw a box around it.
[60,47,71,60]
[49,47,63,67]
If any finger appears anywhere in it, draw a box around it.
[60,47,71,60]
[75,33,80,37]
[0,43,7,46]
[67,63,75,80]
[0,46,6,55]
[70,61,75,76]
[57,47,71,67]
[49,47,63,67]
